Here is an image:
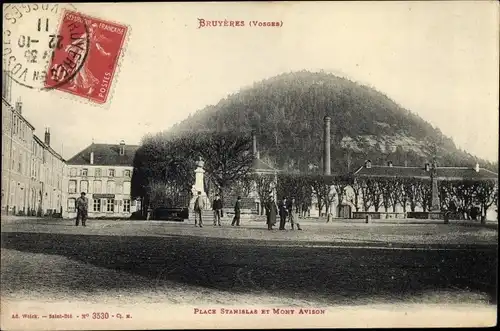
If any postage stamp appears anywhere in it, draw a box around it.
[3,4,128,104]
[45,10,128,104]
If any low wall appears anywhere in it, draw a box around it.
[407,211,443,220]
[352,212,406,220]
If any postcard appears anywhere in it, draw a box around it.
[1,1,498,330]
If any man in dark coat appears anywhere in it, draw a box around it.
[266,196,278,230]
[231,196,241,226]
[278,197,288,230]
[75,192,88,226]
[212,194,223,226]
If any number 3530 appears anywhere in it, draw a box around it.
[92,312,109,319]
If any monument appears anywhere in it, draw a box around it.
[430,162,442,221]
[189,157,210,210]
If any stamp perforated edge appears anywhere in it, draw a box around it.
[46,8,132,109]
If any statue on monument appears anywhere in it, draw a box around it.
[190,156,210,210]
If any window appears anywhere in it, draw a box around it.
[93,199,101,212]
[93,180,102,193]
[68,180,77,193]
[95,168,101,177]
[106,181,115,194]
[124,170,131,178]
[123,182,131,195]
[108,169,115,177]
[81,168,88,177]
[80,180,88,193]
[18,152,22,172]
[70,168,77,177]
[106,198,114,212]
[123,199,131,212]
[11,148,16,169]
[67,198,76,212]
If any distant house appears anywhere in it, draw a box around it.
[65,141,141,218]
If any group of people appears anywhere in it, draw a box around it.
[192,192,241,227]
[265,196,302,231]
[193,191,302,231]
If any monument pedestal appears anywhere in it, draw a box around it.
[189,158,210,210]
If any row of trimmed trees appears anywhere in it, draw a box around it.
[250,173,498,221]
[131,131,497,221]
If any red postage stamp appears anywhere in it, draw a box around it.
[45,10,128,104]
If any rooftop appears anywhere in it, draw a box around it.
[2,97,35,130]
[67,143,139,166]
[252,158,277,173]
[354,164,498,181]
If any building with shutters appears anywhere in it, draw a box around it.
[2,84,66,216]
[65,141,141,218]
[2,97,36,215]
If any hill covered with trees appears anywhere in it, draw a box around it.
[169,70,497,173]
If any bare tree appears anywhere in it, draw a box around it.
[417,179,432,212]
[251,173,276,215]
[347,179,362,212]
[193,131,254,206]
[308,175,335,218]
[360,179,373,212]
[402,178,420,212]
[475,180,498,222]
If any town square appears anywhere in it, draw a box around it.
[1,2,498,329]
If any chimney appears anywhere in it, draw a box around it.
[475,163,480,173]
[387,161,393,167]
[44,128,51,146]
[251,131,257,157]
[15,99,22,114]
[90,151,94,165]
[365,160,372,169]
[119,140,125,155]
[2,70,12,103]
[323,116,331,175]
[424,163,430,171]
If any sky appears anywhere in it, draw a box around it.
[5,1,499,162]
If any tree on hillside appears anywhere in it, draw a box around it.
[168,70,491,175]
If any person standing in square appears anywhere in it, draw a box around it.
[287,197,302,230]
[266,195,278,230]
[194,191,205,227]
[75,192,88,227]
[278,197,288,230]
[231,196,242,226]
[212,193,223,226]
